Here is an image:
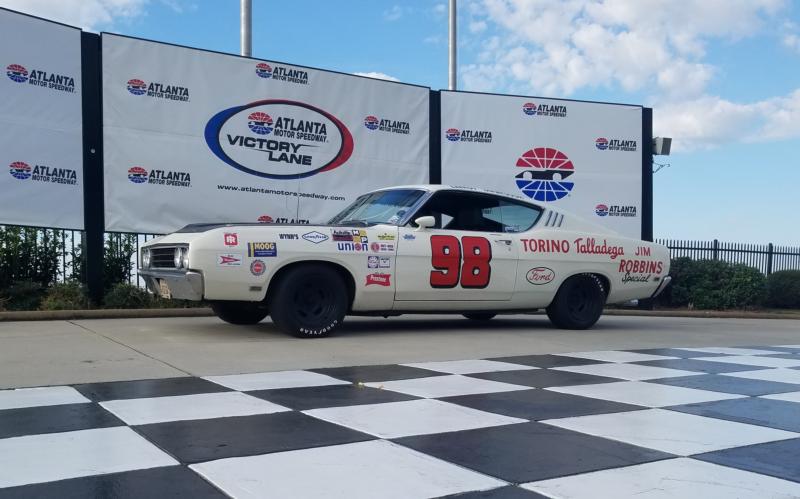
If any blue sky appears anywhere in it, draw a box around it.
[4,0,799,244]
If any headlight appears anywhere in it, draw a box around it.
[174,247,189,269]
[141,249,151,268]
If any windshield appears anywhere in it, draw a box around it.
[328,189,426,226]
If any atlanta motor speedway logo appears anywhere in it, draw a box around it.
[253,62,308,84]
[522,101,567,118]
[595,137,637,152]
[205,99,353,180]
[126,78,189,102]
[364,115,410,135]
[6,63,75,93]
[514,147,575,202]
[9,161,77,185]
[127,166,191,187]
[444,127,492,143]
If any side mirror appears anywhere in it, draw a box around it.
[414,215,435,231]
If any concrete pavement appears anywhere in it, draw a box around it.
[1,314,799,389]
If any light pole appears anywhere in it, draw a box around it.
[241,0,252,57]
[448,0,457,90]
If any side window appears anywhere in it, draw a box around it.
[497,200,542,232]
[411,192,507,232]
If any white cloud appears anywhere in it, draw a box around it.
[383,5,404,21]
[353,71,401,82]
[469,20,487,33]
[433,3,446,15]
[0,0,149,29]
[785,33,800,53]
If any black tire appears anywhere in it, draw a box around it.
[268,264,348,338]
[546,274,606,330]
[463,313,497,321]
[211,301,269,325]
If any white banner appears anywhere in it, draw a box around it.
[0,9,84,230]
[102,34,429,234]
[440,91,643,238]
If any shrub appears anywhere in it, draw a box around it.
[103,283,154,309]
[766,270,800,309]
[0,280,45,311]
[40,282,89,310]
[658,259,766,310]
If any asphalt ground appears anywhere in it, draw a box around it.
[1,314,799,389]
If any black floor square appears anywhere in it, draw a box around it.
[467,369,619,389]
[74,377,230,402]
[0,466,226,499]
[0,403,122,439]
[626,348,729,358]
[695,438,800,483]
[135,411,374,463]
[486,354,607,368]
[310,364,445,382]
[437,485,549,498]
[648,374,800,396]
[633,358,770,374]
[441,388,643,420]
[248,384,418,410]
[668,397,800,432]
[395,422,672,483]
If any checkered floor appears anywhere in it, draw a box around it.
[3,346,800,498]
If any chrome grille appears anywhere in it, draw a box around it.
[150,247,176,268]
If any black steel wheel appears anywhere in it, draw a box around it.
[546,274,606,330]
[268,264,348,338]
[211,301,269,325]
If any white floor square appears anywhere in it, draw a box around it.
[724,368,800,384]
[694,355,800,368]
[552,363,701,381]
[364,374,529,398]
[0,427,177,488]
[402,359,535,374]
[100,392,289,425]
[554,351,677,363]
[191,439,506,499]
[762,391,800,403]
[304,399,525,438]
[542,408,797,455]
[680,347,783,356]
[522,457,800,499]
[0,386,88,411]
[547,381,745,407]
[203,370,350,391]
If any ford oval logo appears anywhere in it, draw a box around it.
[204,99,354,180]
[526,267,555,285]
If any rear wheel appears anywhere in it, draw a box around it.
[546,274,606,329]
[268,264,348,338]
[463,313,497,321]
[211,301,269,325]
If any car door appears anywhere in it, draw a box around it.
[394,191,519,301]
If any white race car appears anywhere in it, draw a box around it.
[139,185,671,337]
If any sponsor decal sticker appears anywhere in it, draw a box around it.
[247,242,277,257]
[250,259,266,276]
[515,147,574,202]
[403,233,416,240]
[125,78,189,102]
[279,233,299,240]
[217,253,242,266]
[595,204,637,218]
[365,273,391,286]
[205,99,353,180]
[444,127,492,143]
[224,233,238,246]
[370,242,395,252]
[302,231,328,243]
[368,256,391,269]
[596,137,637,152]
[337,242,368,252]
[7,63,75,93]
[377,233,396,241]
[526,267,555,285]
[126,166,190,187]
[332,229,368,243]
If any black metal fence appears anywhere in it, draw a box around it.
[657,239,800,275]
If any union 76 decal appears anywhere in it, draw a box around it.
[430,235,492,289]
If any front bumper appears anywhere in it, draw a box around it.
[651,276,672,298]
[139,269,204,301]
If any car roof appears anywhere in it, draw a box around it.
[371,184,538,206]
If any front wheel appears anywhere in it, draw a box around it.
[211,301,269,325]
[268,264,348,338]
[546,274,606,330]
[463,313,497,321]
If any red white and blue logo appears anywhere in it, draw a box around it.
[126,79,147,95]
[364,115,379,130]
[595,137,609,150]
[127,166,148,183]
[595,204,609,216]
[6,64,28,83]
[247,112,273,135]
[445,128,461,141]
[255,63,272,79]
[514,147,575,202]
[9,161,31,180]
[522,102,536,115]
